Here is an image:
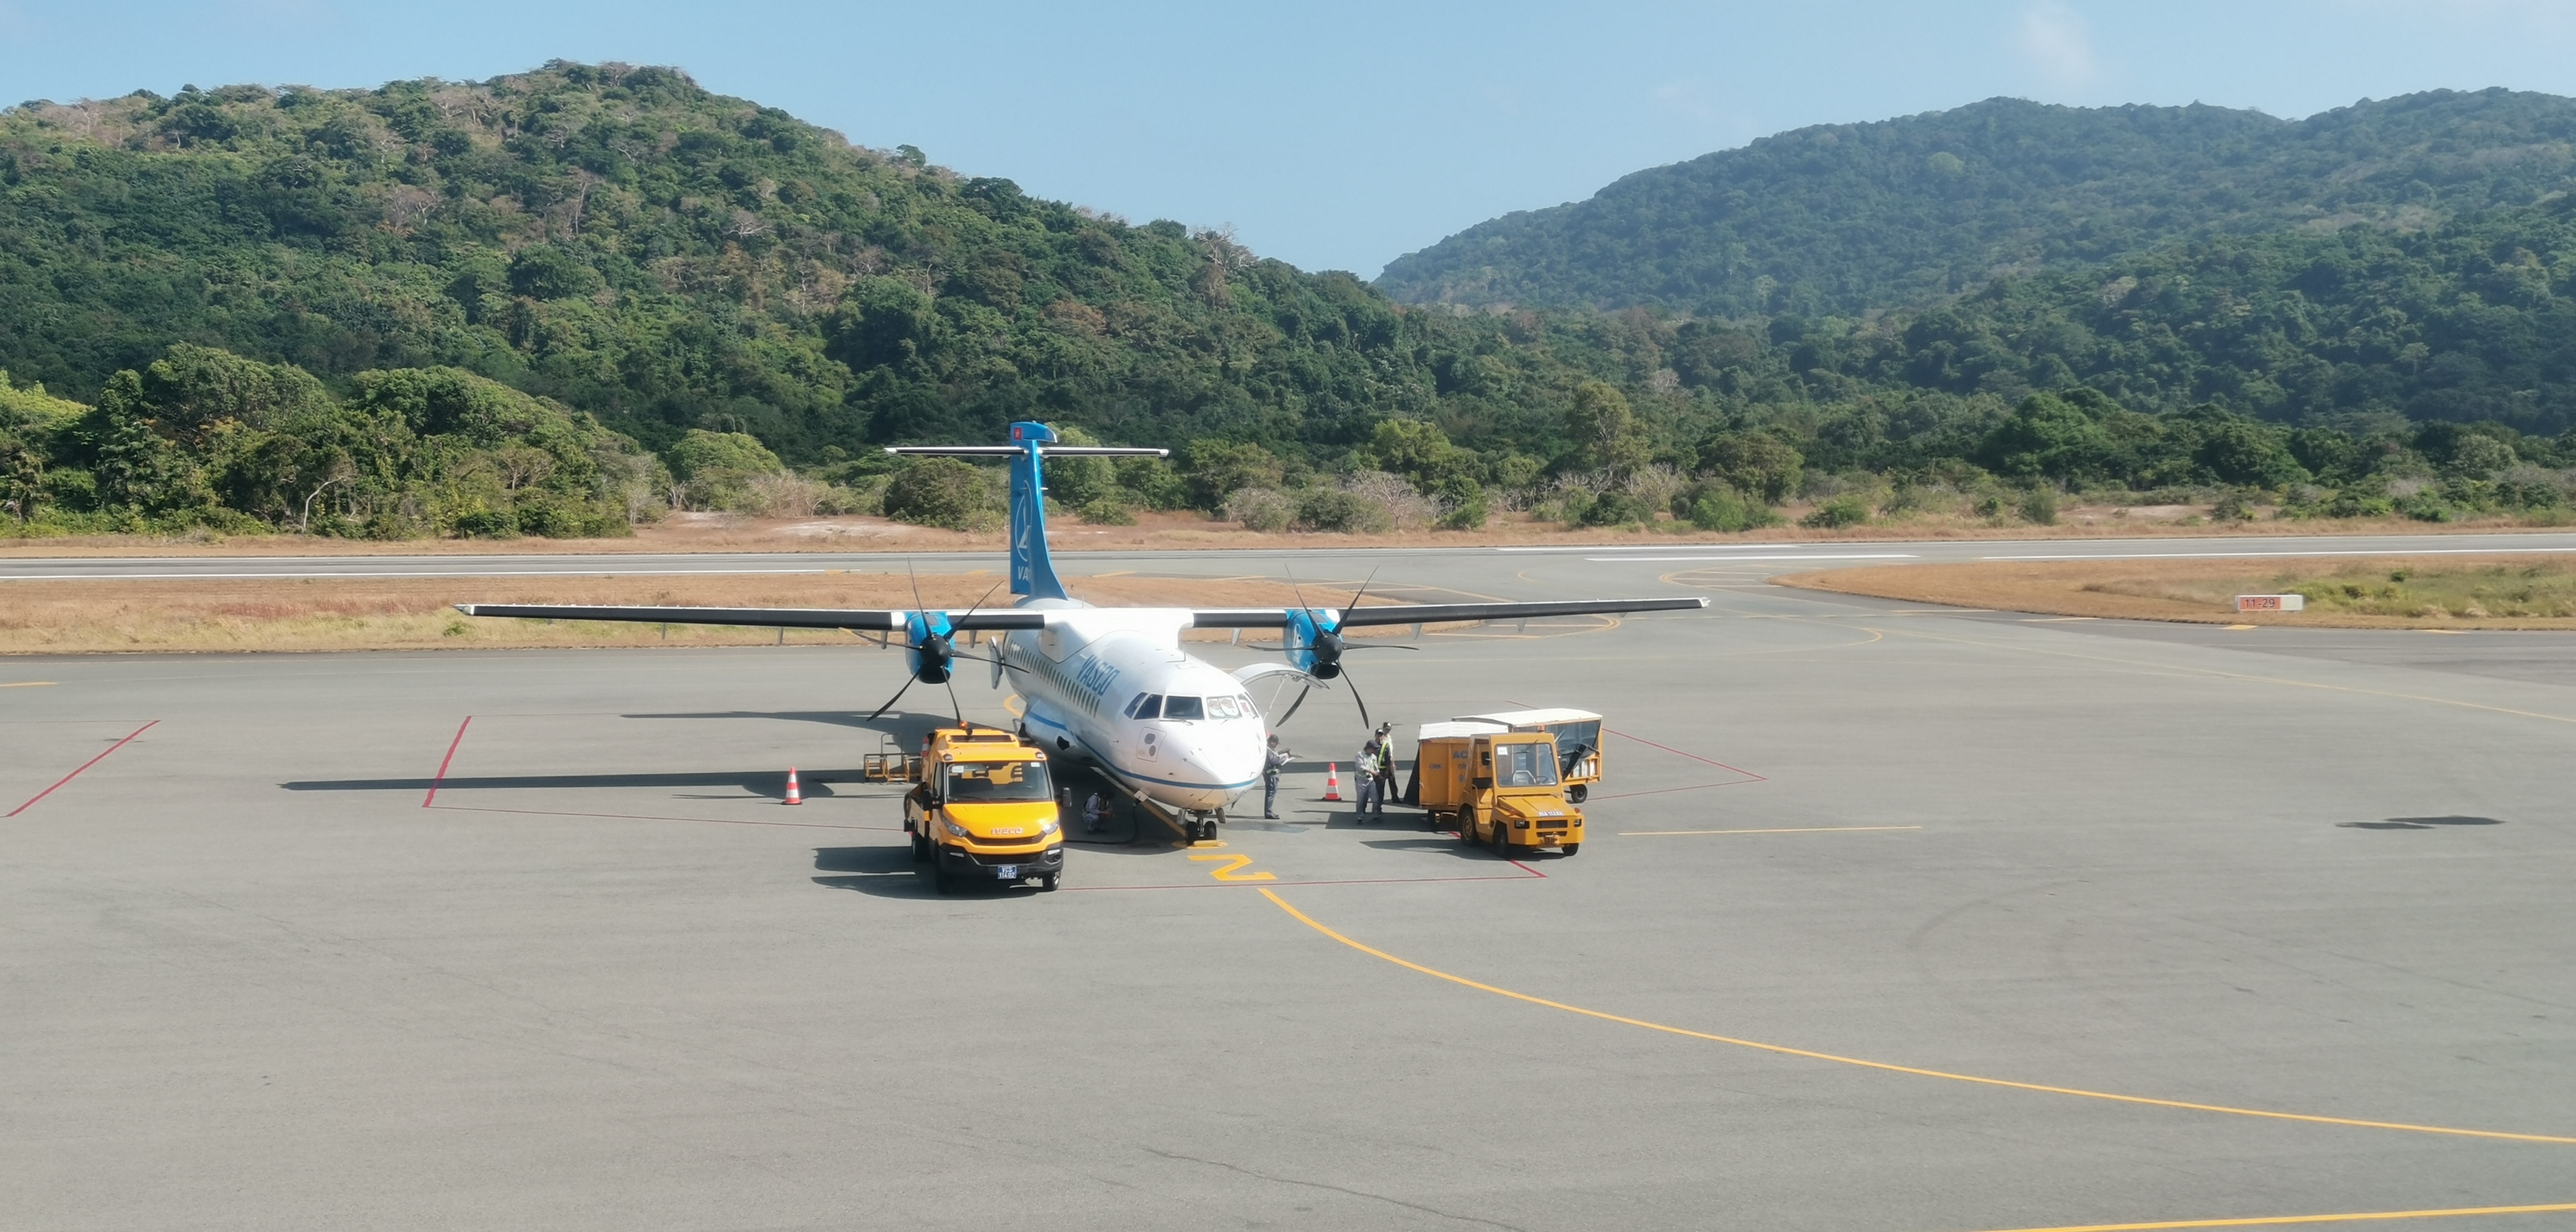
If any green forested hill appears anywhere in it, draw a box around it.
[0,61,1608,463]
[1376,90,2576,318]
[8,64,2576,540]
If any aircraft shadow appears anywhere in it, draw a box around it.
[2338,815,2505,830]
[621,710,962,745]
[282,769,876,798]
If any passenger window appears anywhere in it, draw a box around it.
[1163,696,1205,721]
[1133,694,1162,719]
[1205,695,1241,719]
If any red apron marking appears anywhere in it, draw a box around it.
[422,716,472,807]
[8,720,159,817]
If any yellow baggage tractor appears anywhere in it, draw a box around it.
[1405,721,1583,855]
[1453,708,1604,802]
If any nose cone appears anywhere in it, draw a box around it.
[1171,723,1266,807]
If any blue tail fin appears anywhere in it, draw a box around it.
[884,423,1167,603]
[1005,421,1065,600]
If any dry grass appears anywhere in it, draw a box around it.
[1779,555,2576,629]
[0,573,1441,655]
[6,506,2568,559]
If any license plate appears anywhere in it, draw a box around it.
[997,865,1018,880]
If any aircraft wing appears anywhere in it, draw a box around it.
[455,596,1708,631]
[450,604,1047,630]
[1185,596,1709,629]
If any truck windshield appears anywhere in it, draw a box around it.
[946,761,1053,802]
[1496,742,1560,787]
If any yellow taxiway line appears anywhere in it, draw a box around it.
[1256,887,2576,1146]
[1620,824,1921,836]
[1962,1200,2576,1231]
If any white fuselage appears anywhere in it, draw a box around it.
[996,600,1268,813]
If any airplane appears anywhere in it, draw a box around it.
[455,421,1708,841]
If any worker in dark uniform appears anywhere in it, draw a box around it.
[1262,734,1292,819]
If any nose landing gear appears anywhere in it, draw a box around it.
[1183,808,1226,843]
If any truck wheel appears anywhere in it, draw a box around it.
[1568,784,1588,804]
[1455,815,1474,845]
[910,831,931,862]
[1489,827,1510,857]
[1560,843,1580,856]
[933,865,956,895]
[1039,873,1060,892]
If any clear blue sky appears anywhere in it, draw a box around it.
[6,1,2575,276]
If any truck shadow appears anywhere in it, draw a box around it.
[809,845,1053,899]
[1359,836,1534,861]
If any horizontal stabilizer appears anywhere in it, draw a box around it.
[453,603,1045,630]
[883,446,1169,458]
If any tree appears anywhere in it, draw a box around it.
[0,437,40,523]
[1566,381,1650,478]
[1180,439,1284,510]
[1695,431,1804,504]
[882,456,994,529]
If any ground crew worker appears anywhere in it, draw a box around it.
[1355,738,1382,822]
[1083,790,1107,834]
[1371,723,1397,813]
[1263,734,1292,819]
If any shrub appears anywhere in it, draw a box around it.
[1696,430,1804,504]
[453,505,516,538]
[1116,456,1189,510]
[1434,475,1489,530]
[1077,497,1135,525]
[1294,487,1393,533]
[1582,490,1657,526]
[1181,439,1284,509]
[883,456,995,529]
[1687,487,1779,532]
[1800,495,1870,528]
[2017,487,2058,525]
[1224,487,1296,531]
[1339,470,1438,529]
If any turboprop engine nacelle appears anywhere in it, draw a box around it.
[905,610,956,683]
[1283,606,1345,680]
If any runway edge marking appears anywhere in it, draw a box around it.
[1255,888,2576,1147]
[7,719,158,818]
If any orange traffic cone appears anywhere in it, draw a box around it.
[1323,762,1342,801]
[782,767,804,805]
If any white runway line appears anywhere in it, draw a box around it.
[1583,554,1919,562]
[1986,546,2576,561]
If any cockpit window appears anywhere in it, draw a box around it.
[1162,695,1205,721]
[1237,693,1260,718]
[1129,694,1162,719]
[1205,694,1241,719]
[1496,742,1561,787]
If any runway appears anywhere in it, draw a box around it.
[4,541,2573,1230]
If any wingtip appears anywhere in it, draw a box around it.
[453,603,475,615]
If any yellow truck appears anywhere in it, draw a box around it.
[871,725,1064,893]
[1410,723,1584,857]
[1453,708,1604,802]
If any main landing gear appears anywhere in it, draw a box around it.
[1183,807,1226,843]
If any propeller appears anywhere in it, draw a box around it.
[866,560,965,722]
[1272,564,1405,733]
